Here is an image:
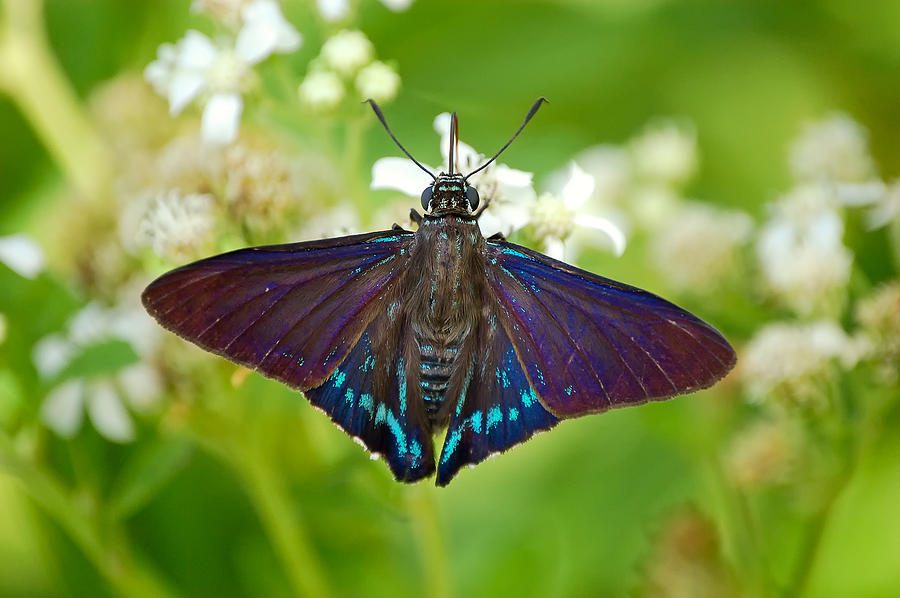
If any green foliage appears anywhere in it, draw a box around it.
[0,1,899,597]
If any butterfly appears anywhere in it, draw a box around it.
[142,99,736,486]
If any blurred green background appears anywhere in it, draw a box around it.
[1,0,899,597]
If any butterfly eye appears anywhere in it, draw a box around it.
[465,185,480,211]
[421,186,433,211]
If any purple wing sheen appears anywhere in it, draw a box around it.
[436,305,559,486]
[484,241,736,417]
[142,230,436,481]
[142,231,412,390]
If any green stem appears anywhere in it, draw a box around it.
[342,113,370,224]
[0,0,113,203]
[185,408,334,598]
[0,433,177,598]
[406,485,450,598]
[236,453,335,598]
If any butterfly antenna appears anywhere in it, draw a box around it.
[465,97,547,181]
[448,112,459,175]
[366,99,437,181]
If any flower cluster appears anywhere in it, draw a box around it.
[741,320,865,410]
[145,0,302,144]
[299,30,400,111]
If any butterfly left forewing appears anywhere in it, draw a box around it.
[142,231,412,390]
[484,241,736,417]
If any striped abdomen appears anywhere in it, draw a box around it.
[418,341,460,424]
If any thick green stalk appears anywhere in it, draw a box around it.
[406,485,450,598]
[0,0,113,202]
[236,453,335,598]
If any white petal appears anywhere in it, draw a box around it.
[87,381,135,443]
[0,234,45,279]
[578,214,627,256]
[492,164,533,187]
[202,93,243,145]
[236,0,302,65]
[178,30,218,70]
[40,380,85,438]
[32,334,75,379]
[316,0,350,21]
[476,210,505,238]
[561,162,595,210]
[371,157,434,195]
[544,237,566,261]
[118,363,162,413]
[379,0,413,11]
[834,180,886,206]
[434,113,481,172]
[167,72,206,114]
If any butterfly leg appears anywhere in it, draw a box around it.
[409,209,424,226]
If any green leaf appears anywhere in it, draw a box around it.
[56,339,139,382]
[106,436,193,521]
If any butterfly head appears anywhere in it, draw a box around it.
[420,174,480,215]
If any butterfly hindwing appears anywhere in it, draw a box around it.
[483,241,736,417]
[436,300,559,486]
[305,325,435,482]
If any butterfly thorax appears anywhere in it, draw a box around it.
[406,213,484,425]
[425,174,472,215]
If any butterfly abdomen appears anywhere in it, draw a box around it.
[418,341,459,423]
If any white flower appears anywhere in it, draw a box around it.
[379,0,414,11]
[34,303,163,443]
[127,190,217,262]
[0,234,45,279]
[865,181,900,230]
[528,162,626,261]
[191,0,250,26]
[144,1,301,144]
[292,202,361,241]
[355,60,400,103]
[33,334,76,379]
[316,0,349,22]
[742,320,863,409]
[320,30,373,76]
[298,70,344,111]
[370,112,537,238]
[630,119,697,186]
[856,282,900,381]
[39,373,156,443]
[726,419,795,489]
[316,0,413,22]
[235,0,301,64]
[790,113,875,182]
[574,145,632,205]
[652,202,753,291]
[757,184,852,316]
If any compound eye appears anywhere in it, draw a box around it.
[465,185,480,211]
[420,186,433,211]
